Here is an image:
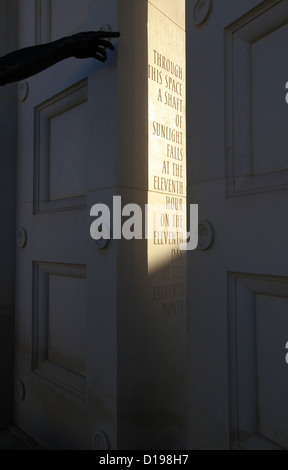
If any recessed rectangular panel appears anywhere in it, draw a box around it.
[256,295,288,448]
[49,100,88,201]
[48,274,87,377]
[51,0,89,39]
[225,1,288,196]
[35,0,51,44]
[229,273,288,450]
[252,24,288,175]
[35,0,89,44]
[32,262,87,396]
[34,79,88,213]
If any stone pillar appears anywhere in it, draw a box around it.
[0,0,18,429]
[117,0,187,449]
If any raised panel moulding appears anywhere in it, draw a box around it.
[225,0,288,196]
[228,272,288,450]
[32,262,87,398]
[34,79,88,214]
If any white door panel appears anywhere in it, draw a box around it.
[14,0,118,450]
[187,0,288,450]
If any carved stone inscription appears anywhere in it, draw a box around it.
[148,3,186,321]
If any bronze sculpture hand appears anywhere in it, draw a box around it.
[0,30,120,86]
[69,31,120,61]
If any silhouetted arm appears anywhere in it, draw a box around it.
[0,31,120,86]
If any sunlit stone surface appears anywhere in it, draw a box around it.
[148,0,186,323]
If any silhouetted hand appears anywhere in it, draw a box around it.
[68,31,120,62]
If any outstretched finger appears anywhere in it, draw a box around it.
[95,47,107,61]
[96,39,115,50]
[94,53,106,62]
